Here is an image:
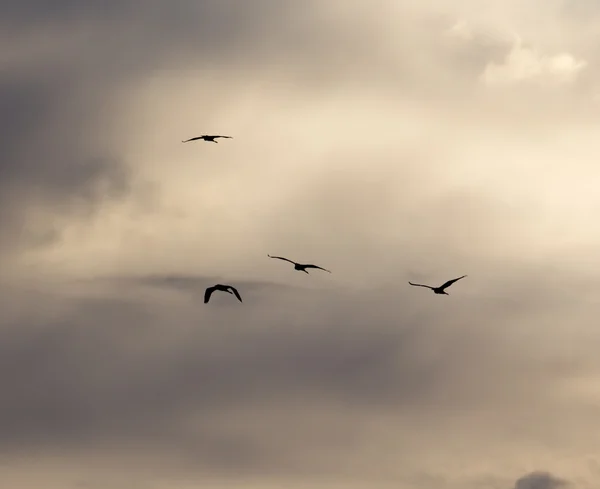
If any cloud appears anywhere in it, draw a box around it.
[481,40,587,86]
[0,66,131,250]
[1,265,600,486]
[0,0,590,264]
[3,1,600,488]
[0,13,134,254]
[514,472,570,489]
[0,0,317,258]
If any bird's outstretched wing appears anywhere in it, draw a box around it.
[213,135,232,139]
[304,264,331,273]
[228,286,243,302]
[408,282,433,289]
[439,275,467,290]
[182,136,203,142]
[268,254,297,265]
[204,286,216,303]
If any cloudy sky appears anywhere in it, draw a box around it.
[2,1,600,487]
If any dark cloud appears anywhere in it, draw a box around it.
[0,280,426,449]
[0,268,593,470]
[0,1,125,25]
[108,273,303,294]
[514,472,570,489]
[0,0,317,256]
[0,74,130,251]
[0,33,128,252]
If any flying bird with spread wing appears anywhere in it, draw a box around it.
[408,275,467,295]
[204,284,242,303]
[182,135,232,143]
[267,255,331,274]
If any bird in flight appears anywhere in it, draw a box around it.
[408,275,467,295]
[267,255,331,274]
[204,284,242,303]
[182,135,232,143]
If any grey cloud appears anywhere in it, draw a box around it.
[0,71,131,251]
[108,273,304,295]
[0,39,128,253]
[514,472,570,489]
[2,1,308,63]
[0,265,596,468]
[0,0,314,256]
[0,281,425,448]
[0,1,125,25]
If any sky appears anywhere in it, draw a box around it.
[1,0,600,487]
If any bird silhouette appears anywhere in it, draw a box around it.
[267,255,331,274]
[204,284,242,303]
[182,135,232,143]
[408,275,467,295]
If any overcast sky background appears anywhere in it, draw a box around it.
[2,1,600,488]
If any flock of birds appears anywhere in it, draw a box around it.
[182,135,468,304]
